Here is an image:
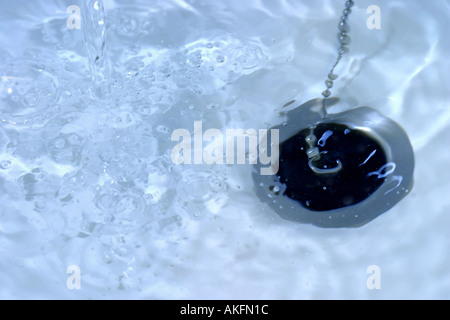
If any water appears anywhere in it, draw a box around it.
[0,0,450,299]
[81,0,111,100]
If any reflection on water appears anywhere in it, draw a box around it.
[0,0,449,299]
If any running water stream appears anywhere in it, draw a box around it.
[0,0,449,300]
[81,0,111,101]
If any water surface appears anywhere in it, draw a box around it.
[0,0,449,299]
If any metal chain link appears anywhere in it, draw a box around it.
[321,0,355,116]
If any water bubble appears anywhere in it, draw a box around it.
[95,186,117,214]
[53,138,66,149]
[158,215,183,233]
[156,125,170,135]
[145,187,163,204]
[114,192,146,221]
[189,84,204,95]
[231,44,267,72]
[179,178,211,202]
[134,104,156,117]
[109,243,136,265]
[157,208,190,237]
[269,185,281,196]
[0,61,60,124]
[112,112,136,129]
[124,58,145,78]
[173,67,201,88]
[0,160,12,170]
[216,55,225,64]
[67,133,84,146]
[48,133,84,165]
[187,50,203,68]
[106,154,144,186]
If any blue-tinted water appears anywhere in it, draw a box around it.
[0,0,449,299]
